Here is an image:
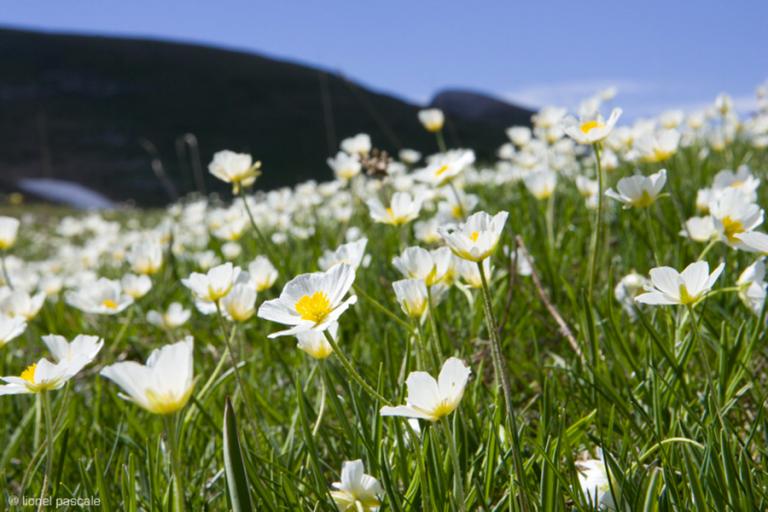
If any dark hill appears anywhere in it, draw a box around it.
[0,28,533,205]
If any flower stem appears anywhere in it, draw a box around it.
[163,413,186,512]
[476,261,529,512]
[441,419,466,511]
[435,130,447,153]
[238,188,282,271]
[644,207,661,266]
[587,143,605,297]
[38,391,54,511]
[322,330,391,404]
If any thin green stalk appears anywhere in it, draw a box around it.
[163,413,186,512]
[644,207,661,266]
[435,130,447,153]
[441,419,466,511]
[697,238,718,261]
[353,284,414,331]
[238,187,281,269]
[476,261,529,512]
[587,143,605,297]
[37,391,54,512]
[311,364,326,436]
[322,330,391,404]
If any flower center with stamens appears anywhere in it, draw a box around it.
[721,216,744,243]
[678,284,695,305]
[20,363,37,383]
[102,298,119,310]
[435,164,450,176]
[580,120,603,134]
[295,291,332,324]
[469,231,480,242]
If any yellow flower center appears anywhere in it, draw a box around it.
[102,298,119,310]
[451,205,463,218]
[20,363,37,383]
[631,190,655,208]
[431,399,456,420]
[580,120,603,134]
[295,292,332,324]
[435,164,450,176]
[469,231,480,242]
[145,386,194,415]
[678,284,695,305]
[721,216,744,243]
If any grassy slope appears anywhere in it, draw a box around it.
[1,140,768,510]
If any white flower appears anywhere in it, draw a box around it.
[456,258,492,289]
[563,108,622,145]
[367,192,424,226]
[121,273,152,299]
[0,216,20,250]
[0,337,101,395]
[221,283,257,322]
[605,169,666,208]
[208,150,261,192]
[340,133,371,156]
[635,261,724,306]
[128,241,163,275]
[681,216,718,242]
[398,149,421,164]
[65,277,134,315]
[710,189,764,247]
[737,259,766,314]
[295,322,338,360]
[0,289,46,320]
[418,108,445,132]
[632,129,681,163]
[257,263,357,338]
[712,166,760,200]
[147,302,191,329]
[524,169,557,200]
[327,151,362,181]
[614,272,650,317]
[413,150,475,186]
[100,336,194,414]
[330,459,383,512]
[318,239,368,271]
[737,231,768,254]
[576,456,617,510]
[221,241,242,260]
[392,246,452,286]
[0,314,27,347]
[392,279,429,320]
[381,357,471,422]
[182,262,244,303]
[438,211,509,262]
[506,126,532,146]
[42,334,104,365]
[248,256,279,292]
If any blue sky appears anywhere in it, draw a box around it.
[2,1,767,116]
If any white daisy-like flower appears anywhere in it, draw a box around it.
[438,211,509,262]
[257,263,357,338]
[563,108,622,145]
[380,357,471,422]
[65,277,134,315]
[605,169,667,208]
[635,261,724,306]
[330,459,383,512]
[100,336,194,414]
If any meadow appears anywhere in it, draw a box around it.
[2,87,768,511]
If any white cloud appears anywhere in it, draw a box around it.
[503,79,655,110]
[502,80,759,118]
